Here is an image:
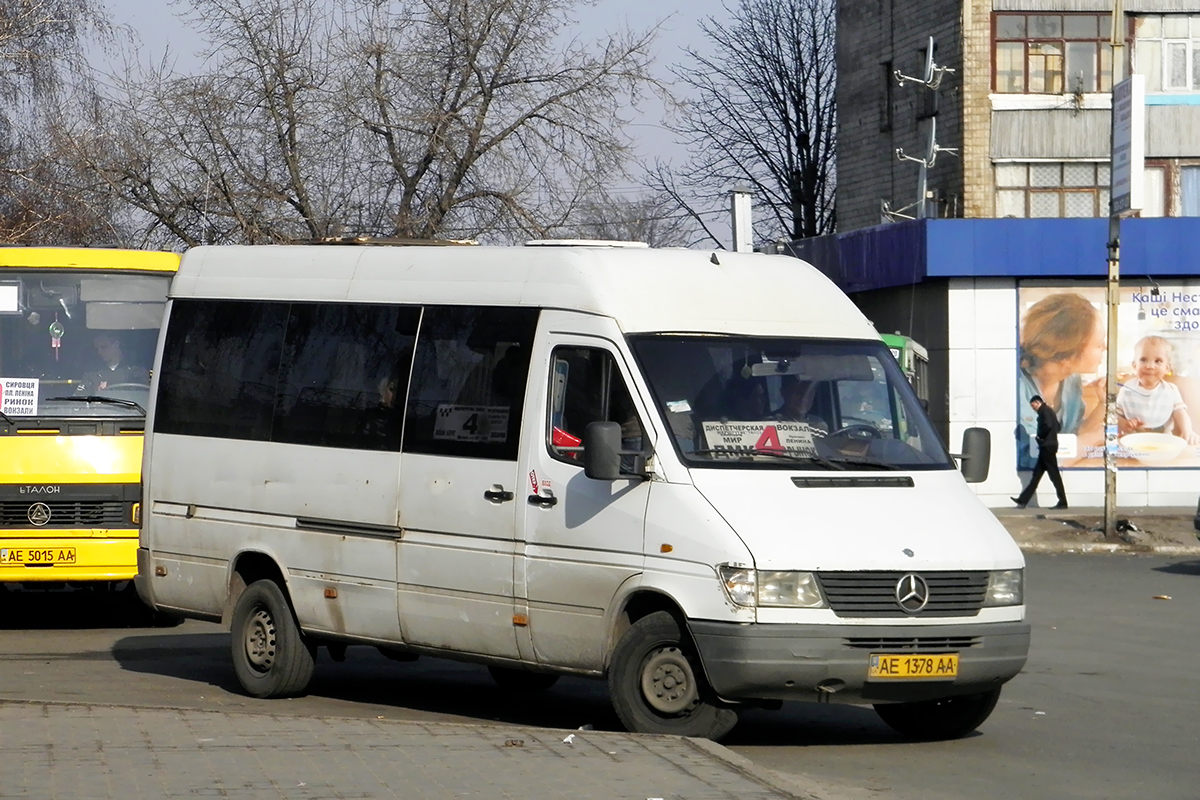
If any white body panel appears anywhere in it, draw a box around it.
[397,453,520,658]
[516,313,652,669]
[146,435,402,641]
[688,470,1025,573]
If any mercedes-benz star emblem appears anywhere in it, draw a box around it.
[27,502,52,527]
[895,573,930,613]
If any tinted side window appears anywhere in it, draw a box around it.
[155,299,286,440]
[548,347,643,465]
[274,304,420,451]
[403,306,538,460]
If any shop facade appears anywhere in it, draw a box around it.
[786,217,1200,508]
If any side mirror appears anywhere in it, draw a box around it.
[957,427,991,483]
[584,421,623,481]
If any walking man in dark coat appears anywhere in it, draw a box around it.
[1013,394,1068,509]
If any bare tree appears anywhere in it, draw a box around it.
[651,0,836,246]
[58,0,663,247]
[552,191,698,247]
[0,0,113,244]
[0,0,105,98]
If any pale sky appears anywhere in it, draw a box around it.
[99,0,731,170]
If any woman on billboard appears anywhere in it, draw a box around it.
[1017,292,1106,470]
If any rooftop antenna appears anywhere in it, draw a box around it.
[894,36,955,91]
[894,119,959,219]
[881,38,959,222]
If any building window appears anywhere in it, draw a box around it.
[994,13,1114,94]
[1133,15,1200,92]
[1182,166,1200,216]
[994,162,1110,217]
[1143,165,1166,217]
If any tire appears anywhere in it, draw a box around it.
[488,665,560,692]
[873,687,1002,740]
[230,579,316,698]
[608,610,738,740]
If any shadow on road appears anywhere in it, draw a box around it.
[1153,559,1200,576]
[0,587,176,630]
[108,631,903,744]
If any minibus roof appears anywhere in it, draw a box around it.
[171,244,877,339]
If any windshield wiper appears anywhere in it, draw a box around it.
[46,395,146,415]
[0,408,13,427]
[824,456,901,471]
[687,449,846,470]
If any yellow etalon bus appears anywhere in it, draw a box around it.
[0,247,179,594]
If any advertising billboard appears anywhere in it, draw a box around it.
[1017,283,1200,469]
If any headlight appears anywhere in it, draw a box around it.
[718,566,827,608]
[717,566,756,607]
[984,569,1023,606]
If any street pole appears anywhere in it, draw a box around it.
[1104,0,1125,541]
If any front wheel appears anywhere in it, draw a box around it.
[608,611,737,740]
[230,579,316,698]
[873,687,1002,740]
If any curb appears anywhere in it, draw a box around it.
[1017,542,1200,555]
[684,736,822,799]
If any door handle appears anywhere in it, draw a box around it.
[483,487,515,503]
[527,493,558,508]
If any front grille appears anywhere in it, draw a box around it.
[0,501,126,528]
[818,571,988,618]
[844,636,980,650]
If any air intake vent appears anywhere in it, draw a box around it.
[0,501,126,528]
[818,571,988,618]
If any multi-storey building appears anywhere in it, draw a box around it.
[838,1,1200,230]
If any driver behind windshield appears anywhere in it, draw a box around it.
[772,375,830,433]
[81,332,150,392]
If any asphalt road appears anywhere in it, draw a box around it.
[1,553,1198,800]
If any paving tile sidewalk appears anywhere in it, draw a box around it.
[0,702,819,800]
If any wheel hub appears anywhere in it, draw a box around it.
[640,646,698,715]
[245,607,277,672]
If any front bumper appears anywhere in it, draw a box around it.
[689,619,1030,705]
[0,534,138,583]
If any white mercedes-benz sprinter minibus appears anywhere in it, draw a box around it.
[136,242,1028,741]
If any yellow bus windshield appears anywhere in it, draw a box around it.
[1,269,172,418]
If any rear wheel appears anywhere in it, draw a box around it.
[230,579,315,698]
[488,665,560,692]
[608,610,738,740]
[873,687,1002,740]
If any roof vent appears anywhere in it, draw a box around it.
[524,239,649,248]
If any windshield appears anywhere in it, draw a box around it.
[629,335,953,471]
[0,271,169,420]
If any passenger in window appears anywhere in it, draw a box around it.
[773,375,829,433]
[491,344,527,402]
[723,367,769,420]
[80,332,150,392]
[360,362,406,446]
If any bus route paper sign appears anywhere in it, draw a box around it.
[434,404,510,443]
[0,377,39,416]
[701,421,818,457]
